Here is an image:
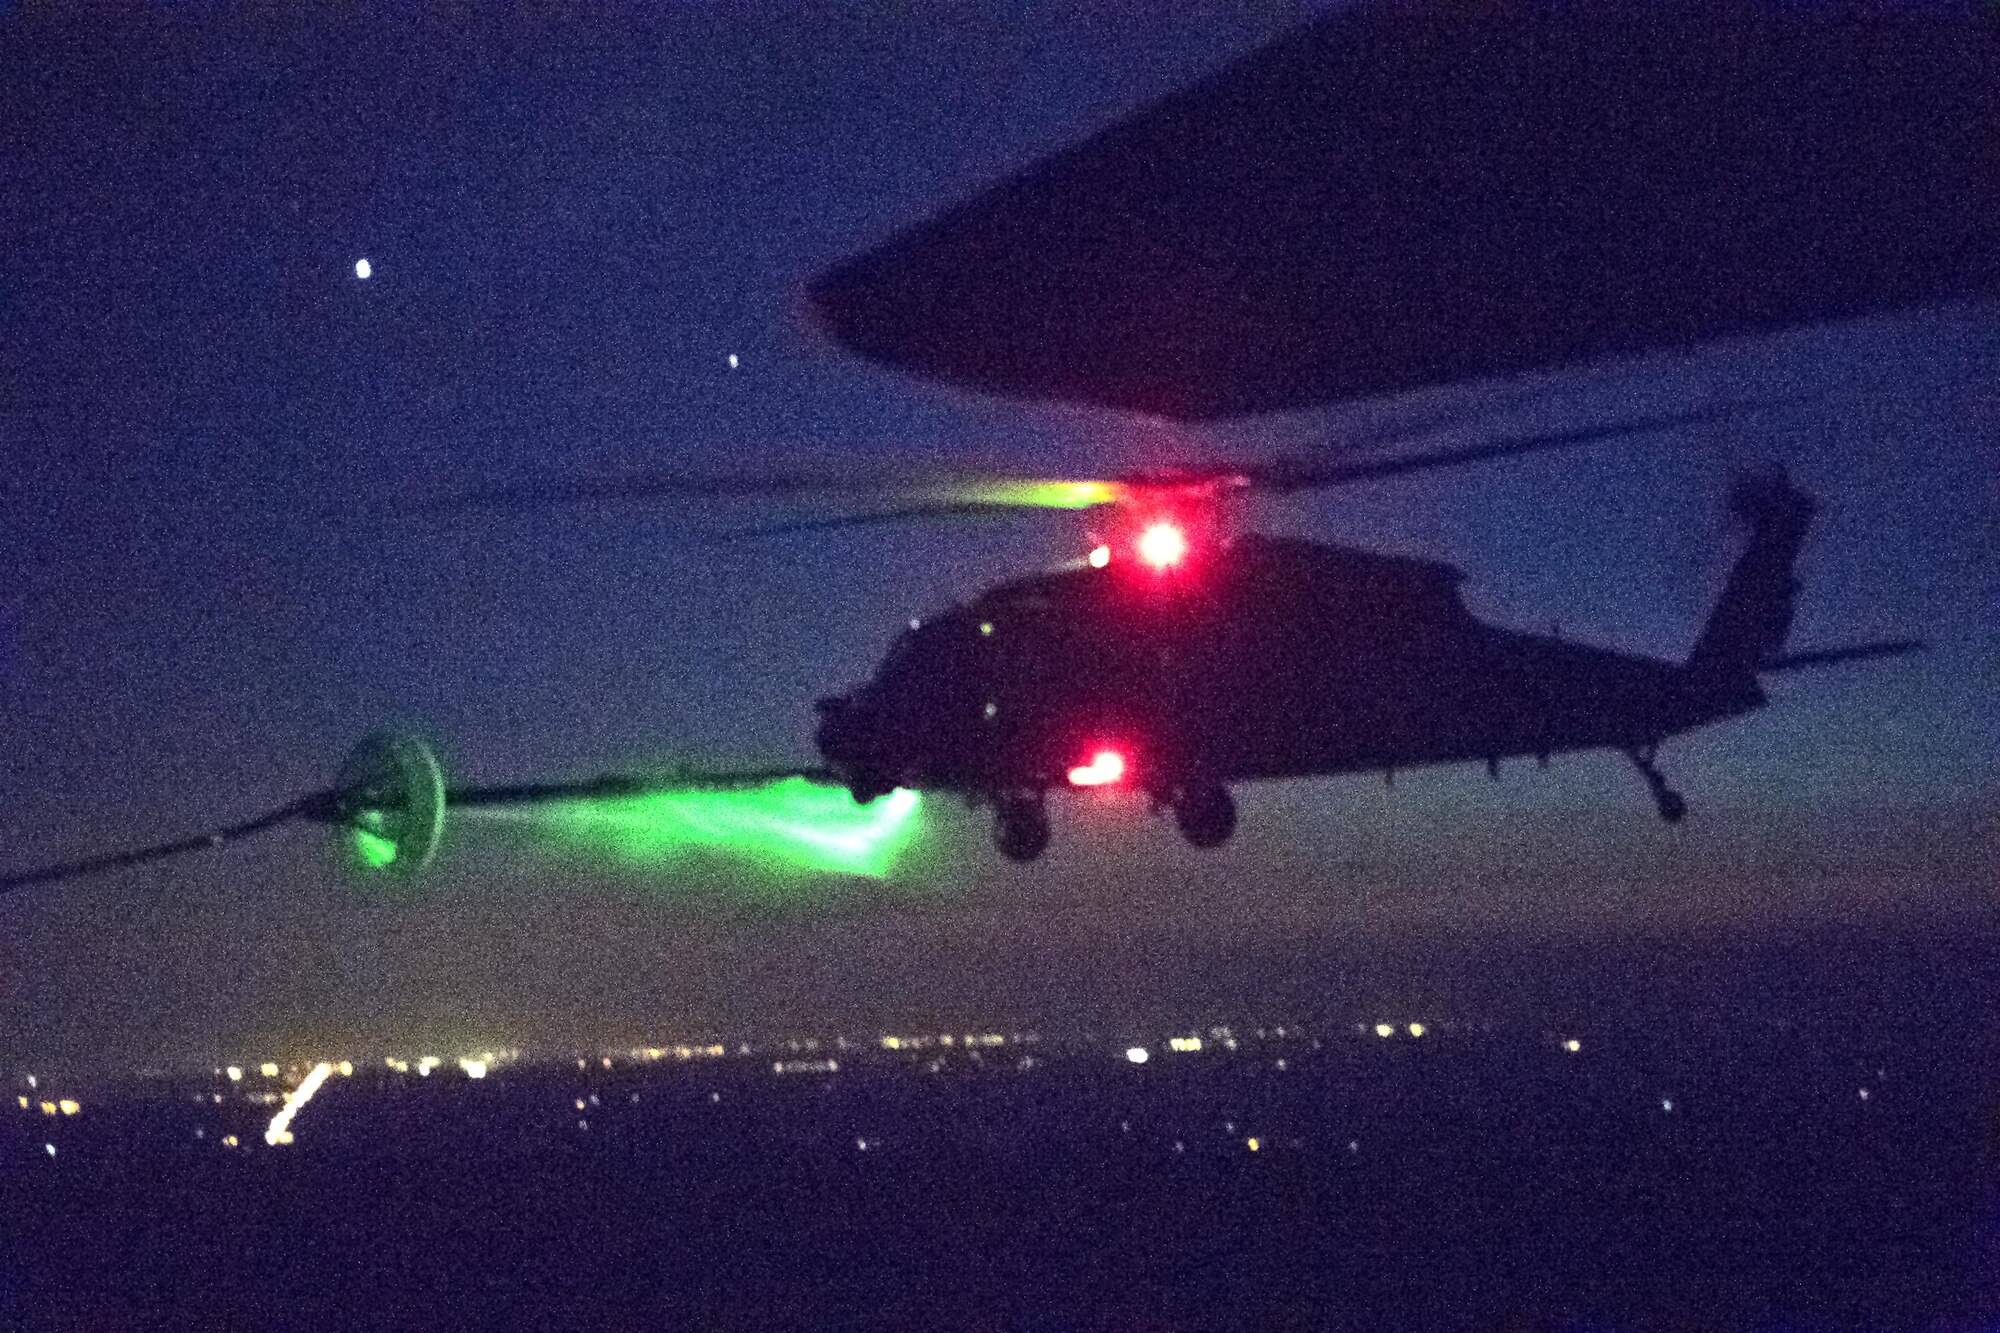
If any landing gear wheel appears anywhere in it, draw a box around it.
[1656,790,1687,825]
[994,797,1051,863]
[1174,785,1237,849]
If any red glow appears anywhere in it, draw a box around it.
[1135,522,1189,570]
[1067,749,1127,788]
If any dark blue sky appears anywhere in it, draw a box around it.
[1,5,1992,1069]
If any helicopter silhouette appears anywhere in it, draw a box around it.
[456,408,1919,862]
[803,461,1916,861]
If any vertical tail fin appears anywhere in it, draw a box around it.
[1685,470,1818,681]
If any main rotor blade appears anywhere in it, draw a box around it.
[0,797,322,895]
[444,402,1476,519]
[718,502,1058,540]
[1240,402,1750,495]
[450,468,1121,516]
[447,402,1746,530]
[451,469,920,511]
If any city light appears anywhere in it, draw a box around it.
[460,1058,489,1080]
[265,1061,335,1147]
[259,1063,280,1079]
[1564,1039,1582,1054]
[1168,1036,1203,1053]
[1407,1023,1426,1038]
[226,1066,243,1082]
[1087,544,1112,569]
[1124,1047,1150,1065]
[1374,1023,1394,1039]
[57,1099,79,1116]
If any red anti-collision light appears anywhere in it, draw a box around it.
[1067,749,1128,787]
[1135,522,1188,570]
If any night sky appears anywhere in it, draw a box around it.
[2,4,1993,1072]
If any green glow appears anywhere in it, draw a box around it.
[336,731,447,897]
[949,478,1124,510]
[349,824,399,870]
[471,780,925,884]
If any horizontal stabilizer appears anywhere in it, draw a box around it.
[1761,639,1924,673]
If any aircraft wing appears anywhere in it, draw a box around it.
[809,4,1998,420]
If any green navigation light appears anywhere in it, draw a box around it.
[473,780,924,883]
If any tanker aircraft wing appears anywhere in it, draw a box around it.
[810,4,1997,420]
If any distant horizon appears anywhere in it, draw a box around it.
[12,909,1993,1082]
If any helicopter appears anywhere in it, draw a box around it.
[809,460,1919,862]
[496,435,1913,864]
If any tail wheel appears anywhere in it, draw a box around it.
[1174,784,1236,849]
[993,796,1051,863]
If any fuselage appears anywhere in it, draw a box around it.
[814,535,1763,801]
